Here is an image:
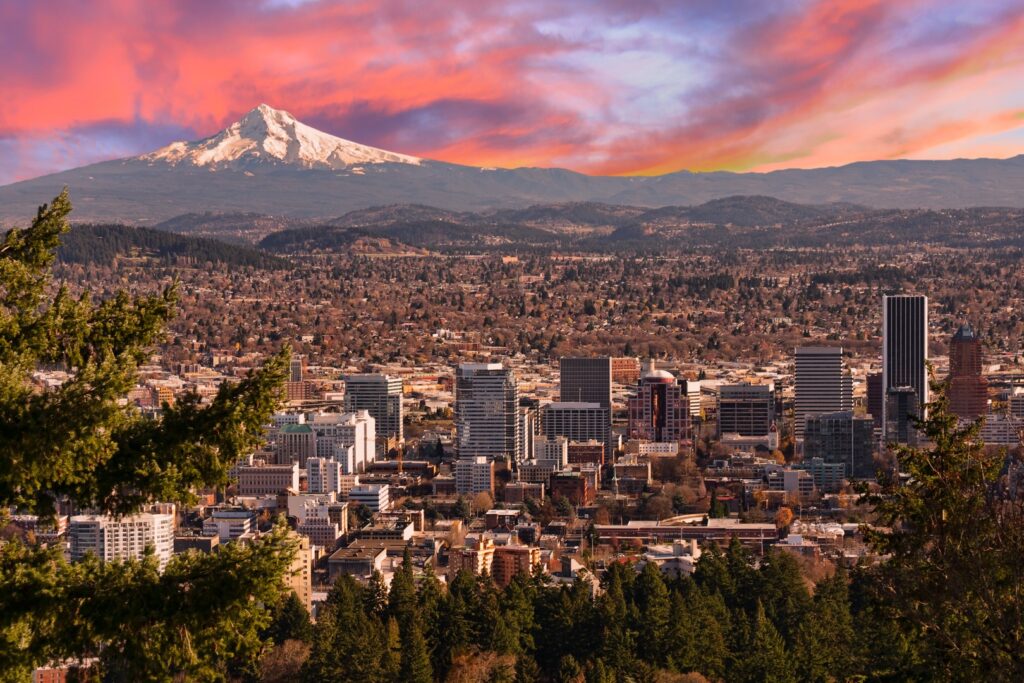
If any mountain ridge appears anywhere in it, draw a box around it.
[3,104,1024,224]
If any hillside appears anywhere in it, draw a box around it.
[57,223,290,269]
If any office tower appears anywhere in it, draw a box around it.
[455,363,521,461]
[343,374,404,444]
[70,508,175,569]
[454,456,496,496]
[289,356,306,382]
[885,387,920,446]
[542,402,610,461]
[276,423,316,465]
[882,295,928,442]
[534,435,569,469]
[286,532,313,612]
[560,357,613,456]
[794,346,853,440]
[560,357,612,406]
[307,457,343,494]
[866,372,884,430]
[518,398,539,465]
[310,411,376,473]
[627,362,692,442]
[947,324,988,421]
[803,411,877,479]
[717,383,775,437]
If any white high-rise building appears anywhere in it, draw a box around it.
[455,363,520,461]
[69,508,175,570]
[307,457,344,494]
[882,295,929,443]
[455,456,495,496]
[534,435,568,469]
[309,411,376,473]
[794,346,853,441]
[343,374,404,444]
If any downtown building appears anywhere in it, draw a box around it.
[794,346,853,441]
[717,383,776,438]
[455,363,521,461]
[802,411,877,480]
[947,324,988,421]
[627,362,693,443]
[541,401,610,464]
[343,374,404,446]
[309,411,376,474]
[559,356,614,456]
[69,506,176,570]
[882,295,929,444]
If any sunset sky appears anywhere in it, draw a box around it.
[2,0,1024,184]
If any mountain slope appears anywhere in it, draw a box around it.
[3,104,1024,225]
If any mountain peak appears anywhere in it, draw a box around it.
[142,104,421,170]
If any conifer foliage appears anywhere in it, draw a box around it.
[0,192,295,681]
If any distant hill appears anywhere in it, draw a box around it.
[153,212,309,243]
[57,223,290,269]
[3,104,1024,225]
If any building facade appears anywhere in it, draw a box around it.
[69,509,175,569]
[717,383,775,437]
[455,363,521,461]
[947,324,988,421]
[455,456,496,496]
[802,411,876,479]
[882,295,929,442]
[343,374,404,445]
[794,346,852,440]
[627,362,691,442]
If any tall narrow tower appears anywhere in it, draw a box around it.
[882,295,929,443]
[947,324,988,420]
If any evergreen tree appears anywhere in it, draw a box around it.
[303,576,388,682]
[743,602,797,683]
[0,192,294,679]
[364,570,389,618]
[633,561,671,666]
[793,570,855,682]
[399,615,433,683]
[757,550,812,646]
[264,591,313,644]
[863,381,1024,680]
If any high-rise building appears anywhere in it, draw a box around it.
[560,357,612,406]
[455,363,520,461]
[717,383,775,437]
[348,484,391,513]
[803,411,876,479]
[866,372,884,430]
[542,402,610,459]
[559,357,613,456]
[627,362,692,442]
[343,374,404,445]
[947,324,988,421]
[307,457,344,494]
[533,435,568,469]
[794,346,853,440]
[309,411,376,473]
[882,295,928,442]
[454,456,496,496]
[518,398,539,465]
[69,508,175,569]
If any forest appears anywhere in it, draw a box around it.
[56,223,289,269]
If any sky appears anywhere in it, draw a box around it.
[2,0,1024,184]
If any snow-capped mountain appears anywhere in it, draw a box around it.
[143,104,422,169]
[2,103,1024,225]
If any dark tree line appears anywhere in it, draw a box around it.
[57,223,289,269]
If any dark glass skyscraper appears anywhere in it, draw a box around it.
[882,295,928,443]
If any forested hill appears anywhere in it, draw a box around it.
[56,223,290,269]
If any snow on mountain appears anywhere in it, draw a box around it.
[143,104,422,169]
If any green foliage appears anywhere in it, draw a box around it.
[861,381,1024,680]
[57,222,289,269]
[0,192,293,679]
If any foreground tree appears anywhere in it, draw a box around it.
[0,192,294,680]
[863,381,1024,680]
